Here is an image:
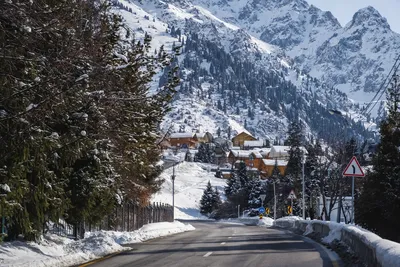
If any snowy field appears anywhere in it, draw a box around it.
[152,162,228,219]
[0,221,194,267]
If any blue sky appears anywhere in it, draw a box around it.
[306,0,400,33]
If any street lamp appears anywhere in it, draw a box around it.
[272,180,277,220]
[171,163,177,221]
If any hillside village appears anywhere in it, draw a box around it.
[162,131,297,179]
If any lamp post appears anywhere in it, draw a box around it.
[171,163,176,221]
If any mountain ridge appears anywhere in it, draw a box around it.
[115,0,377,144]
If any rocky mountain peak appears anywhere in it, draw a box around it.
[347,6,390,30]
[264,0,309,10]
[308,5,341,29]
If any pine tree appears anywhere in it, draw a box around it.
[225,162,250,209]
[217,127,221,138]
[211,187,222,211]
[285,121,304,209]
[227,126,232,139]
[200,181,214,216]
[195,143,214,163]
[0,0,177,240]
[248,178,264,208]
[304,140,323,219]
[356,74,400,242]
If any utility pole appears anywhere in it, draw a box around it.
[302,155,305,219]
[273,182,277,220]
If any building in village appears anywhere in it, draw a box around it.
[168,132,198,149]
[195,132,213,143]
[259,159,288,177]
[226,146,292,179]
[231,132,257,148]
[165,130,307,180]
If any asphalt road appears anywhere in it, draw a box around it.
[82,220,341,267]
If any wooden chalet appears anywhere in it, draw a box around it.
[168,132,198,149]
[231,132,257,148]
[195,132,213,143]
[259,159,288,178]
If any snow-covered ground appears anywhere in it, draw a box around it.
[0,221,194,267]
[152,161,227,219]
[219,217,274,227]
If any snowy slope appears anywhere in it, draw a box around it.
[152,162,227,219]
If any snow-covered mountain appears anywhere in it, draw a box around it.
[114,0,378,142]
[183,0,400,108]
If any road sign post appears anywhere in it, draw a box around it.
[287,190,297,216]
[259,207,265,214]
[291,199,293,215]
[260,194,266,208]
[343,156,365,224]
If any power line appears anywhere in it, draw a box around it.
[362,54,400,117]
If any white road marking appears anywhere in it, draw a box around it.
[203,252,213,257]
[228,237,232,239]
[221,242,226,245]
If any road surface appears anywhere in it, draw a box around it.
[81,220,341,267]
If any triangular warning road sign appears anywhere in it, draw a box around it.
[287,190,297,199]
[343,156,365,177]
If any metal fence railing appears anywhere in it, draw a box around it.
[46,202,173,239]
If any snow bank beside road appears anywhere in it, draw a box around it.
[218,217,274,227]
[86,221,195,245]
[275,217,400,266]
[0,221,194,267]
[258,217,274,227]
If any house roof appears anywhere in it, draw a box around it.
[169,132,194,138]
[271,146,290,153]
[232,131,257,141]
[259,148,271,157]
[244,140,264,147]
[231,150,251,158]
[269,146,290,158]
[249,151,263,159]
[262,159,288,167]
[230,149,265,159]
[195,132,211,138]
